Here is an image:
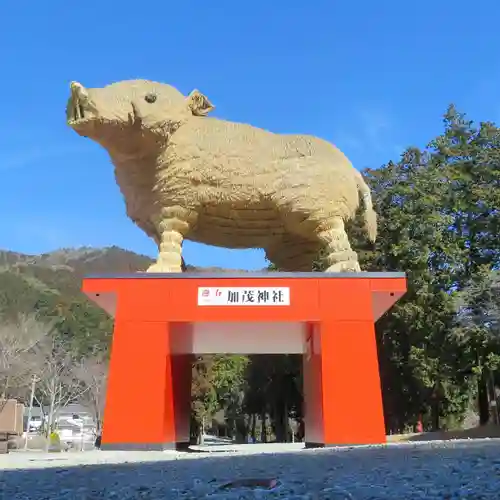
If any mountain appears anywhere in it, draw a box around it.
[1,246,154,275]
[0,246,156,304]
[0,246,160,352]
[0,246,255,352]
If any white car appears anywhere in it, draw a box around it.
[28,416,43,431]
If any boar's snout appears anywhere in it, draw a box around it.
[66,81,98,125]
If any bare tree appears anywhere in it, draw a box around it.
[31,333,89,440]
[0,314,49,400]
[72,354,108,434]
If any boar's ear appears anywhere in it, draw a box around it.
[187,89,215,116]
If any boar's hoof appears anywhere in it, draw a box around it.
[325,261,361,273]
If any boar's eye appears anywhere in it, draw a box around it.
[144,93,157,103]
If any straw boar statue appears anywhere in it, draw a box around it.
[66,79,377,272]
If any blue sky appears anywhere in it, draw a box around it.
[1,0,500,270]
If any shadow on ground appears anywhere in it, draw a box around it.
[0,448,359,498]
[2,441,500,499]
[399,424,500,442]
[184,446,239,453]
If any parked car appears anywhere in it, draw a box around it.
[28,416,43,432]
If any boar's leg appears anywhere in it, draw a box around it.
[318,218,361,273]
[265,234,320,272]
[147,229,184,273]
[146,208,194,273]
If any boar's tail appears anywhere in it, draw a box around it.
[354,170,377,243]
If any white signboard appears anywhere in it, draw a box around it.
[197,287,290,306]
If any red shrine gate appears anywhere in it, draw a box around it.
[83,272,406,450]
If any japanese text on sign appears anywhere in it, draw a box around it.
[197,287,290,306]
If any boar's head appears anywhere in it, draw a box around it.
[66,79,214,158]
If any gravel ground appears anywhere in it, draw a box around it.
[1,440,500,499]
